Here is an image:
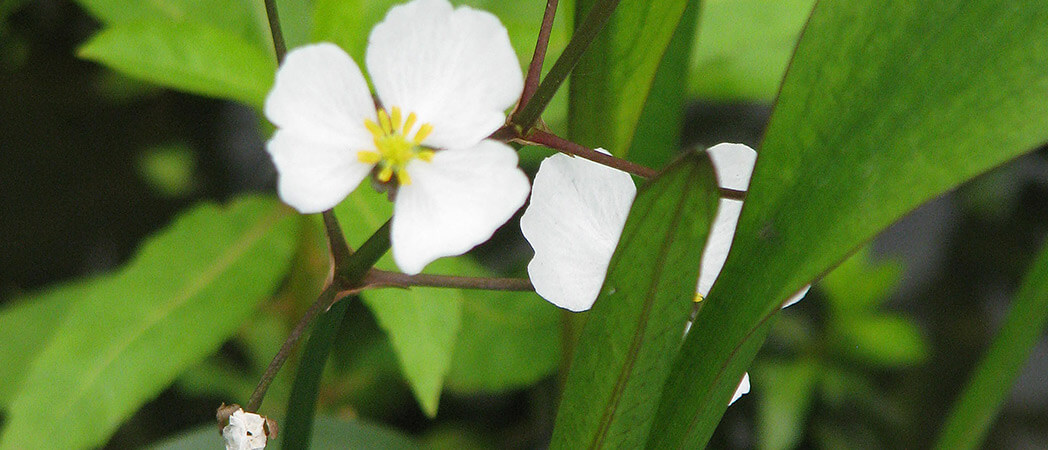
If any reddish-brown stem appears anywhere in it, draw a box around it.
[527,129,659,178]
[321,211,353,266]
[521,0,560,107]
[359,269,535,292]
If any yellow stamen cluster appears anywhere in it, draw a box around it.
[357,106,435,185]
[693,293,704,303]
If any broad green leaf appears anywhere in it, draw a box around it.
[78,20,276,108]
[690,0,814,101]
[651,1,1048,447]
[446,291,560,393]
[832,315,928,368]
[73,0,264,44]
[150,415,418,449]
[569,0,690,153]
[624,0,698,168]
[935,239,1048,450]
[754,359,820,450]
[0,280,83,406]
[549,151,719,449]
[820,248,903,314]
[0,196,298,449]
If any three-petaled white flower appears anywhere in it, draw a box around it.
[222,408,268,450]
[264,0,529,274]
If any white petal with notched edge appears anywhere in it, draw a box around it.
[392,140,530,275]
[520,151,637,312]
[222,409,267,450]
[366,0,523,150]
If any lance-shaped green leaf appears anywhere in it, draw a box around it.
[549,151,719,449]
[72,0,264,44]
[650,1,1048,447]
[0,196,299,449]
[569,0,690,154]
[78,20,276,108]
[935,239,1048,450]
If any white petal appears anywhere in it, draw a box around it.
[697,199,743,298]
[267,128,373,213]
[392,140,529,274]
[707,143,757,191]
[729,372,751,406]
[265,43,377,147]
[366,0,523,149]
[520,151,637,312]
[222,409,268,450]
[781,284,812,309]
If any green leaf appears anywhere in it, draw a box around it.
[690,0,814,101]
[0,281,83,406]
[446,291,560,393]
[832,315,928,368]
[0,196,299,449]
[73,0,265,44]
[754,359,820,450]
[650,1,1048,447]
[934,239,1048,450]
[549,151,720,449]
[569,0,691,154]
[78,20,276,108]
[623,0,698,168]
[820,248,904,314]
[150,415,418,449]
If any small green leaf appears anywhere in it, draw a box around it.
[569,0,691,154]
[78,20,276,107]
[0,196,299,449]
[832,315,928,368]
[446,291,560,393]
[549,151,720,449]
[935,239,1048,450]
[651,1,1048,447]
[754,359,821,450]
[820,248,904,314]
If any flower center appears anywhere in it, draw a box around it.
[357,106,434,185]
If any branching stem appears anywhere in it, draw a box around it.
[520,0,560,107]
[362,269,534,292]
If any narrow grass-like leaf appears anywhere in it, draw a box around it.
[549,151,719,449]
[569,0,690,154]
[650,1,1048,447]
[78,20,276,108]
[934,239,1048,450]
[0,196,299,449]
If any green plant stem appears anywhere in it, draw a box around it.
[510,0,623,131]
[520,0,560,107]
[934,241,1048,450]
[264,0,286,63]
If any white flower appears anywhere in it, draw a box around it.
[222,409,268,450]
[519,150,636,312]
[730,372,751,405]
[264,0,529,274]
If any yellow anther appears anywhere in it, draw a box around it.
[377,166,394,182]
[403,113,417,137]
[364,119,384,140]
[357,150,381,164]
[414,123,433,144]
[378,109,393,134]
[693,293,704,303]
[390,107,403,132]
[397,168,412,185]
[417,150,435,162]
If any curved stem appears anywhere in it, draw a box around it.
[528,129,658,178]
